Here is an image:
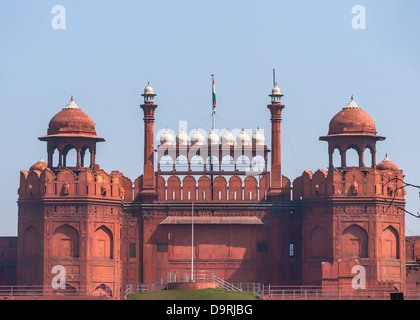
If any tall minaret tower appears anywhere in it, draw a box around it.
[267,80,285,200]
[140,82,158,201]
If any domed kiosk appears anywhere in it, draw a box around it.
[38,97,105,169]
[320,97,385,168]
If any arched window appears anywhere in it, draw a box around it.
[160,155,174,172]
[94,226,113,259]
[53,224,79,258]
[342,224,368,258]
[382,226,399,259]
[332,147,341,168]
[93,284,112,297]
[345,147,360,167]
[63,145,77,167]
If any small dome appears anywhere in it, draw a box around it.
[328,98,376,135]
[221,128,235,146]
[30,158,47,172]
[236,128,250,146]
[377,154,399,171]
[191,128,204,146]
[176,129,189,146]
[159,128,174,145]
[46,98,98,137]
[207,129,220,145]
[144,82,154,95]
[271,84,282,96]
[252,128,265,146]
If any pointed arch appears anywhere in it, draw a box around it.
[382,225,399,259]
[342,224,368,258]
[167,175,181,201]
[182,175,196,201]
[197,175,211,201]
[244,175,258,201]
[93,284,113,297]
[52,224,79,258]
[94,226,113,259]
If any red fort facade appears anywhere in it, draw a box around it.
[14,83,414,299]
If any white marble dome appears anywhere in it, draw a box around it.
[221,128,235,146]
[176,129,189,146]
[191,128,204,146]
[252,128,265,146]
[207,129,220,145]
[160,128,174,145]
[236,128,250,146]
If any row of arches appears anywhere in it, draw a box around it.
[53,283,113,297]
[308,224,400,259]
[47,143,96,169]
[157,174,270,201]
[329,145,375,168]
[158,154,266,173]
[22,224,114,259]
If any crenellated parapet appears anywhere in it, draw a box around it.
[18,164,133,202]
[292,166,405,201]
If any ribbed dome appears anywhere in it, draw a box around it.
[30,158,47,172]
[236,128,250,146]
[252,128,265,146]
[144,82,154,95]
[176,129,189,146]
[221,128,235,146]
[191,128,204,146]
[272,84,281,95]
[328,98,376,135]
[377,154,399,171]
[207,129,220,145]
[160,128,174,145]
[47,98,98,137]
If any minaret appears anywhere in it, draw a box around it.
[267,82,285,200]
[140,82,158,201]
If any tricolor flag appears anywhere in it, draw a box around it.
[212,75,216,110]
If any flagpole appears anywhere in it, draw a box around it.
[191,202,194,282]
[211,74,215,130]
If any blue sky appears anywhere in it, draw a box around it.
[0,0,419,236]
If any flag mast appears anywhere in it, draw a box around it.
[211,74,216,130]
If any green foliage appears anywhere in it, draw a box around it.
[127,288,260,300]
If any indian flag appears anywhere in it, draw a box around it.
[212,75,216,110]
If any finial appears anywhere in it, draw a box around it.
[351,94,353,101]
[71,95,73,101]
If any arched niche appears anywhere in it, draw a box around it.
[228,176,242,201]
[182,175,196,201]
[382,226,399,259]
[93,284,112,297]
[94,226,113,259]
[52,224,79,258]
[342,224,368,258]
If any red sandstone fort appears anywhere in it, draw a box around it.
[1,82,419,299]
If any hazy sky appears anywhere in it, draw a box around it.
[0,1,419,236]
